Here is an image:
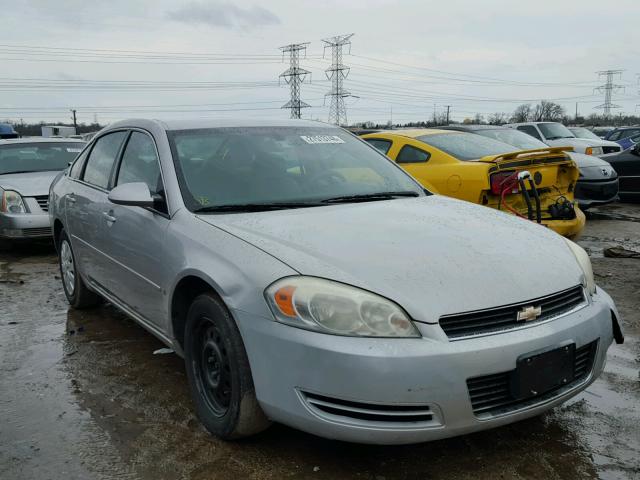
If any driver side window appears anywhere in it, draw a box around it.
[116,131,167,213]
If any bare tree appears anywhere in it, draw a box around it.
[511,104,532,123]
[532,100,565,122]
[488,112,508,125]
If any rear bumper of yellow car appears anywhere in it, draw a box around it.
[541,207,586,239]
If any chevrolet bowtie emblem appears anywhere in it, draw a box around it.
[517,305,542,322]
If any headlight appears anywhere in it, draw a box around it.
[585,146,603,156]
[265,277,420,337]
[0,190,26,214]
[563,239,596,295]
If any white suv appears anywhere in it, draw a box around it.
[504,122,621,155]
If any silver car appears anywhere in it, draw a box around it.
[0,137,85,241]
[49,119,624,444]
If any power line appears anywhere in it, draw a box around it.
[279,43,311,119]
[322,34,354,126]
[594,70,624,117]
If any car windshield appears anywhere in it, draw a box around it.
[569,127,600,140]
[168,126,424,211]
[0,142,85,175]
[538,123,575,140]
[475,129,548,150]
[416,132,519,161]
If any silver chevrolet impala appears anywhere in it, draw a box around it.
[49,118,624,444]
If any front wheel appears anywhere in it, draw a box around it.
[184,293,270,439]
[58,229,101,309]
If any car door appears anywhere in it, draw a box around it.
[96,130,171,329]
[607,146,640,195]
[65,130,128,288]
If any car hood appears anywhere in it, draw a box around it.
[0,170,60,196]
[199,196,584,322]
[566,151,612,168]
[547,138,615,149]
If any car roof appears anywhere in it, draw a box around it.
[610,126,640,131]
[106,117,334,131]
[0,137,86,145]
[371,128,455,138]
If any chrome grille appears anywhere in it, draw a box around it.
[439,286,586,339]
[21,227,52,237]
[466,340,598,417]
[33,195,49,212]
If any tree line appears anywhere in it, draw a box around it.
[2,121,104,137]
[355,100,640,129]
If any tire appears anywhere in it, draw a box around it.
[184,293,270,440]
[58,229,101,309]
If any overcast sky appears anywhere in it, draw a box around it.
[1,0,639,125]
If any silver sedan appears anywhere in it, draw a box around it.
[49,118,623,444]
[0,138,85,241]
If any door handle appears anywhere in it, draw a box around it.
[102,212,117,223]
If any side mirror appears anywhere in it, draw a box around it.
[108,182,154,208]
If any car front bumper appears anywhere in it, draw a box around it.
[236,288,618,445]
[0,212,52,239]
[575,178,619,209]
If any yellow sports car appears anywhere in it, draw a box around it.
[362,129,585,238]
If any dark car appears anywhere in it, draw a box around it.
[0,123,19,139]
[601,143,640,201]
[440,125,619,209]
[605,127,640,150]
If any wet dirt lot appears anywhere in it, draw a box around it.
[1,204,639,480]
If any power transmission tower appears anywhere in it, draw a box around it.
[594,70,624,117]
[322,33,354,126]
[279,43,311,119]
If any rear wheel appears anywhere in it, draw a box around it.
[184,293,270,439]
[58,229,100,309]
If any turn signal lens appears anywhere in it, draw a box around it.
[585,147,593,155]
[274,286,297,317]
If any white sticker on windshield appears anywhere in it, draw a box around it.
[300,135,345,144]
[66,148,82,152]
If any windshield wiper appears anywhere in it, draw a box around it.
[322,191,421,204]
[1,170,36,175]
[194,202,325,213]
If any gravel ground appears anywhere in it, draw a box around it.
[1,203,639,480]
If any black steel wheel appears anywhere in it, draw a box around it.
[184,292,270,439]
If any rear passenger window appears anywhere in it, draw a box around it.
[116,132,162,195]
[83,131,128,189]
[517,125,543,141]
[396,145,430,163]
[365,138,392,155]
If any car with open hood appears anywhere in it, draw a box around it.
[441,124,619,210]
[49,118,622,445]
[0,137,85,241]
[362,129,585,238]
